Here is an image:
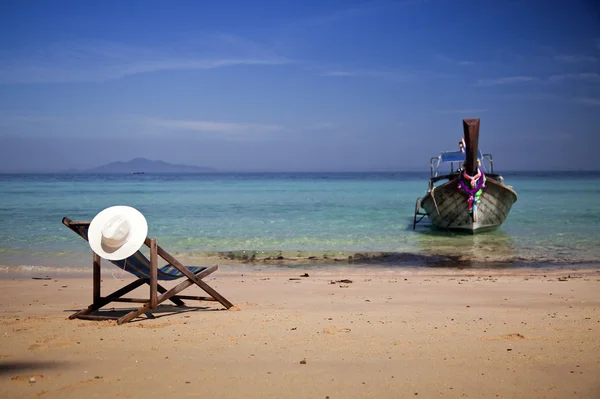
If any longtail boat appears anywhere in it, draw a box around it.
[413,118,517,234]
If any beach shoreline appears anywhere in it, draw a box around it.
[3,247,600,279]
[1,265,599,398]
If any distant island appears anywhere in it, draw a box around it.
[73,158,217,174]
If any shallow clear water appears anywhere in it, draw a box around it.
[0,172,599,270]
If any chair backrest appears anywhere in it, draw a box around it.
[62,218,186,280]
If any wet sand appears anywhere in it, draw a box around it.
[1,266,599,399]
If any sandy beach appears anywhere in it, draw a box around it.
[1,266,599,399]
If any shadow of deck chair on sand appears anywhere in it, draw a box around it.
[63,217,234,325]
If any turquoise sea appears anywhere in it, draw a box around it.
[0,172,599,272]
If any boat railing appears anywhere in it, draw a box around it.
[430,151,494,178]
[482,153,494,174]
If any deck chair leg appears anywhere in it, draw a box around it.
[149,239,158,309]
[116,265,221,325]
[93,253,101,305]
[148,239,186,307]
[69,278,147,320]
[154,244,234,309]
[117,305,154,325]
[194,279,233,309]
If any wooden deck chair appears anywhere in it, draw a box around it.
[62,217,234,324]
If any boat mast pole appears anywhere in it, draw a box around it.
[462,118,480,175]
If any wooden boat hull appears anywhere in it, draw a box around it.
[420,176,517,234]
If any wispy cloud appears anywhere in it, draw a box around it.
[438,109,488,114]
[303,122,338,131]
[434,54,475,66]
[478,72,600,86]
[553,54,597,63]
[322,71,364,77]
[141,117,348,140]
[272,0,430,54]
[497,92,562,102]
[0,36,292,84]
[0,113,63,137]
[494,92,600,108]
[143,117,287,140]
[548,73,600,83]
[520,133,573,142]
[287,0,428,27]
[320,67,452,83]
[475,76,537,86]
[576,97,600,106]
[0,113,63,125]
[299,3,377,25]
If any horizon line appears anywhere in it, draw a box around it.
[2,169,600,174]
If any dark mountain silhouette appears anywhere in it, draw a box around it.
[83,158,217,173]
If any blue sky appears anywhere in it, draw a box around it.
[0,0,599,172]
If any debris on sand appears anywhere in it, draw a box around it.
[330,279,353,284]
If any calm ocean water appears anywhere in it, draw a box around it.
[1,172,599,271]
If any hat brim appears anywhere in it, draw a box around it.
[88,206,148,261]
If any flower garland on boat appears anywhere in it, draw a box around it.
[457,168,486,213]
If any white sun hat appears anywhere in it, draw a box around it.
[88,206,148,260]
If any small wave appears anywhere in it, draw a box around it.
[16,265,55,271]
[0,265,91,274]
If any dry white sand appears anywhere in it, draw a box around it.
[1,266,599,399]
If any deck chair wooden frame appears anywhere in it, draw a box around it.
[63,217,234,325]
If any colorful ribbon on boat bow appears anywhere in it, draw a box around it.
[457,168,486,213]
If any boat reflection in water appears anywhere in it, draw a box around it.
[412,228,518,269]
